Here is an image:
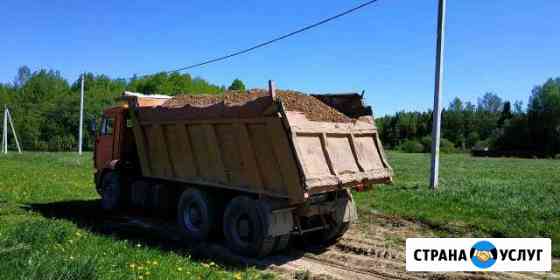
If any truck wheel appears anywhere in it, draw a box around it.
[223,196,275,258]
[130,180,150,209]
[300,216,350,247]
[317,220,350,245]
[177,188,215,241]
[100,172,121,211]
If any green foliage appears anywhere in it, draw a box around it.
[527,78,560,156]
[354,151,560,257]
[0,67,234,151]
[419,136,456,153]
[127,72,223,95]
[396,139,424,153]
[379,79,560,157]
[228,78,246,91]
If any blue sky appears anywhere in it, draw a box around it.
[0,0,558,116]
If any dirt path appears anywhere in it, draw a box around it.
[102,212,558,280]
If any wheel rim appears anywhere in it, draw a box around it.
[102,182,118,208]
[234,214,253,247]
[183,201,203,232]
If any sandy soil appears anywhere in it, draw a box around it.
[159,89,353,123]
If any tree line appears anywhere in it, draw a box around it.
[377,78,560,157]
[1,65,557,157]
[0,66,246,151]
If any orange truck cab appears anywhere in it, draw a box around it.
[93,106,138,190]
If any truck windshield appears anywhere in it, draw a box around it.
[100,117,114,135]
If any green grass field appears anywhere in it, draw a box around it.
[0,152,558,279]
[0,153,271,280]
[354,151,560,257]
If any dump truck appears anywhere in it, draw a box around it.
[93,86,392,257]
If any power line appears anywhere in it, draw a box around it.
[138,0,380,77]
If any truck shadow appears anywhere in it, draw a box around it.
[23,199,322,271]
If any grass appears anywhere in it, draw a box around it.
[354,151,560,257]
[0,152,271,280]
[1,151,558,279]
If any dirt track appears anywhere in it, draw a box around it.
[104,212,558,280]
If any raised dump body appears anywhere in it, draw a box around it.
[127,90,391,203]
[94,88,392,257]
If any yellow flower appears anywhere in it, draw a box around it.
[234,273,242,280]
[129,263,136,269]
[177,267,183,272]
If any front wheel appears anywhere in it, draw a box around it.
[99,172,122,211]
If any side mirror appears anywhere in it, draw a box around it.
[90,119,97,134]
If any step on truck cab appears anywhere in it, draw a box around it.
[94,86,392,257]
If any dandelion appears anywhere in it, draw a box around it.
[234,273,242,280]
[177,267,183,272]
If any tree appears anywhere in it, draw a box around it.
[13,66,31,88]
[478,92,503,113]
[498,101,513,128]
[0,66,226,151]
[228,79,246,91]
[527,78,560,156]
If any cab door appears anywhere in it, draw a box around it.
[95,115,115,169]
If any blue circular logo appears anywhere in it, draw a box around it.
[470,241,497,269]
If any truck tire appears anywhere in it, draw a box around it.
[177,188,215,241]
[100,171,122,211]
[316,220,350,245]
[131,180,150,209]
[223,196,275,258]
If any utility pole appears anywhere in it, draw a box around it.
[78,73,85,155]
[2,106,7,154]
[430,0,447,190]
[6,108,21,153]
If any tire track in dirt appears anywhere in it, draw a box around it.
[102,214,558,280]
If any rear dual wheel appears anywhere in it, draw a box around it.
[223,196,276,258]
[177,188,216,241]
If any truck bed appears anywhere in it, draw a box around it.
[126,90,392,203]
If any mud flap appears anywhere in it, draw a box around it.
[334,193,358,224]
[267,209,294,237]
